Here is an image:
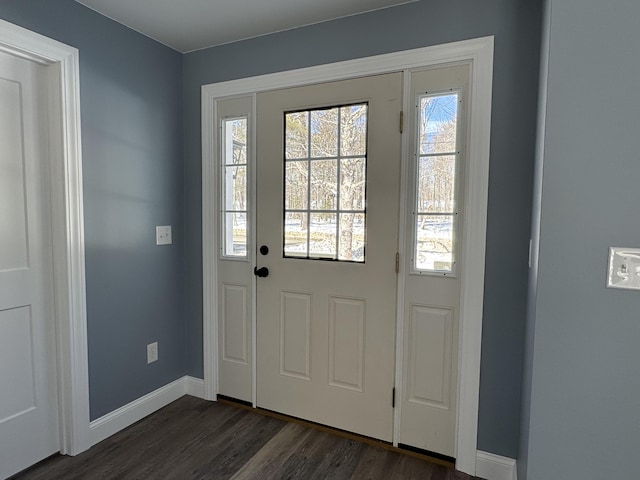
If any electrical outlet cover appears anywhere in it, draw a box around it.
[607,247,640,290]
[147,342,158,363]
[156,225,172,245]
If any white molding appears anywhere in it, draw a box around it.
[0,19,90,456]
[202,36,494,476]
[202,82,217,402]
[185,376,206,399]
[89,376,208,446]
[454,37,494,474]
[392,69,412,447]
[202,38,492,99]
[90,377,185,446]
[476,451,518,480]
[90,376,208,445]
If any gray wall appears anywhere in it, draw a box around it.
[521,0,640,478]
[518,0,551,477]
[183,0,543,457]
[0,0,185,420]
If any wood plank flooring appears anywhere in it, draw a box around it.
[12,396,484,480]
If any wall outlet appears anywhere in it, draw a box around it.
[607,247,640,290]
[147,342,158,364]
[156,225,172,245]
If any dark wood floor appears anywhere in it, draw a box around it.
[13,396,484,480]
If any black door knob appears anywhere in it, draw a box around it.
[260,245,269,255]
[253,266,269,278]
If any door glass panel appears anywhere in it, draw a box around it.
[284,103,368,262]
[417,155,456,213]
[284,162,308,209]
[284,212,308,257]
[340,104,367,156]
[309,213,337,258]
[285,111,308,159]
[310,108,338,157]
[310,160,337,210]
[225,165,247,209]
[414,92,459,273]
[419,94,458,155]
[225,212,247,257]
[221,117,248,258]
[339,158,366,211]
[415,214,454,271]
[339,213,365,262]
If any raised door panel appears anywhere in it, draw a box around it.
[328,296,365,392]
[0,306,36,421]
[222,284,248,364]
[279,291,311,380]
[408,305,453,409]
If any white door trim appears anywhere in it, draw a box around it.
[0,19,90,456]
[202,36,493,475]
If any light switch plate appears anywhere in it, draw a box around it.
[156,225,172,245]
[607,247,640,290]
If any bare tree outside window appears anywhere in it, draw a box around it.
[284,104,367,262]
[415,93,459,272]
[222,117,248,257]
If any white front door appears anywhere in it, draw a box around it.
[255,73,402,441]
[0,51,59,478]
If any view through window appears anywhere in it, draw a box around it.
[221,117,248,258]
[284,103,368,262]
[415,92,459,272]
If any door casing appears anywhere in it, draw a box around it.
[202,36,494,475]
[0,19,90,456]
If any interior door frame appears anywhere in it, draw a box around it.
[202,36,494,475]
[0,19,90,456]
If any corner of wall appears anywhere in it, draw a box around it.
[518,1,552,479]
[477,451,518,480]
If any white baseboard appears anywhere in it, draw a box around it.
[476,451,517,480]
[89,375,208,446]
[88,380,514,480]
[185,375,206,399]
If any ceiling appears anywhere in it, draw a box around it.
[75,0,416,53]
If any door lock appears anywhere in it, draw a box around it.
[253,266,269,278]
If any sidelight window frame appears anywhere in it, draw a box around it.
[220,115,250,260]
[411,89,462,276]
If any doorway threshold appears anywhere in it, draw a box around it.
[216,395,455,469]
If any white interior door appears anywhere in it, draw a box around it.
[0,52,59,477]
[399,64,470,457]
[255,73,402,441]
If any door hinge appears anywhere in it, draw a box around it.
[395,252,400,274]
[392,387,396,408]
[399,111,404,133]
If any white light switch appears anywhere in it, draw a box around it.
[156,225,172,245]
[607,247,640,290]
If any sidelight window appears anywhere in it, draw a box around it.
[414,92,460,274]
[221,117,248,258]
